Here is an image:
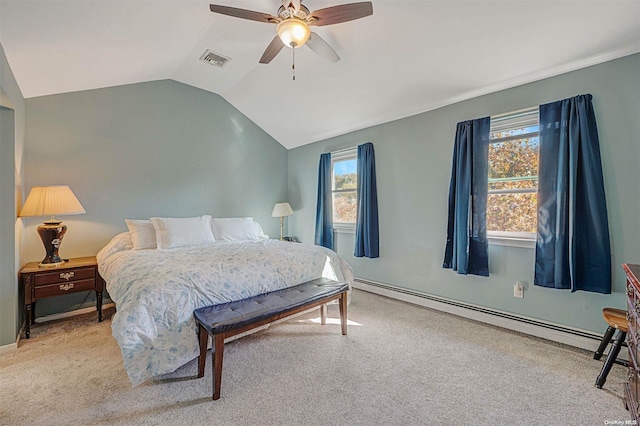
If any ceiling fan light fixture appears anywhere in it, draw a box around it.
[276,19,310,48]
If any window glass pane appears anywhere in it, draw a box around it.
[333,191,357,223]
[488,108,539,237]
[333,159,357,191]
[331,151,357,225]
[488,136,539,181]
[487,193,537,233]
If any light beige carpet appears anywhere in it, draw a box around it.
[0,289,628,425]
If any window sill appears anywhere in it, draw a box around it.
[333,224,355,234]
[488,236,536,249]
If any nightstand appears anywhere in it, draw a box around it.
[19,256,105,339]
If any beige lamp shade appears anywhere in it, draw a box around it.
[272,202,293,217]
[20,185,86,222]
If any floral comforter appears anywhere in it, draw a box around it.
[97,233,353,386]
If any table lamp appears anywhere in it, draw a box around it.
[19,185,86,267]
[271,202,293,241]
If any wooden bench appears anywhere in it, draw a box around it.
[194,277,349,400]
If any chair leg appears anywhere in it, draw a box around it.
[594,326,616,360]
[596,330,626,389]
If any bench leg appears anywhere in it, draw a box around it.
[197,324,208,378]
[213,333,225,400]
[339,292,347,335]
[320,304,327,325]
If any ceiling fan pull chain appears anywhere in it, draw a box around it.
[292,44,296,81]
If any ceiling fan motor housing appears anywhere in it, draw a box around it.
[277,4,311,20]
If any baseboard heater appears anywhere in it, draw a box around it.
[353,277,614,356]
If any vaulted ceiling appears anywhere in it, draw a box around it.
[1,0,639,149]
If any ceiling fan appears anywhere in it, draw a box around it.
[209,1,373,64]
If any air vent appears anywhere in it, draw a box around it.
[199,49,231,68]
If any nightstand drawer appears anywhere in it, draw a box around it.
[34,278,96,299]
[34,267,96,286]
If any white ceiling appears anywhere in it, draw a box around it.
[1,0,639,149]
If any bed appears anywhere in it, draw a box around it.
[97,221,353,386]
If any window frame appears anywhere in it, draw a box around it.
[331,148,358,233]
[487,107,539,248]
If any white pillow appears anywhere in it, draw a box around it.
[150,215,215,249]
[211,217,267,241]
[253,221,269,240]
[125,219,157,250]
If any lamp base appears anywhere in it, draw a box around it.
[279,216,284,241]
[37,221,67,267]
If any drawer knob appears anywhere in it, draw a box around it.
[60,272,75,281]
[60,283,74,291]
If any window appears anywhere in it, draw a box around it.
[331,148,357,228]
[487,108,539,244]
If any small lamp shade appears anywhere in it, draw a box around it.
[272,202,294,218]
[272,202,293,241]
[19,185,86,267]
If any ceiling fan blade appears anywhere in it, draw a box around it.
[209,4,278,23]
[310,2,373,27]
[306,32,340,63]
[259,36,285,64]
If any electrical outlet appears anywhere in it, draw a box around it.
[514,282,524,298]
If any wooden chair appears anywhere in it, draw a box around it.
[594,307,628,389]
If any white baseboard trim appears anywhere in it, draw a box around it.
[353,277,620,357]
[1,302,115,355]
[0,342,17,355]
[34,302,115,324]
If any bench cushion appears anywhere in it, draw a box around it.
[194,277,348,335]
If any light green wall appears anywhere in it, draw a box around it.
[0,42,25,347]
[24,80,288,317]
[12,53,640,336]
[288,53,640,334]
